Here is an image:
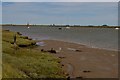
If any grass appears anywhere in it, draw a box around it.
[2,30,36,47]
[2,30,66,78]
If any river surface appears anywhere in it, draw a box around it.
[2,26,118,51]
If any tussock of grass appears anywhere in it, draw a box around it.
[2,30,65,78]
[2,30,36,47]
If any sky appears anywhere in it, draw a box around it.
[2,2,118,26]
[0,2,1,24]
[1,0,120,2]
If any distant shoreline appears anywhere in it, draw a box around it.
[1,24,119,28]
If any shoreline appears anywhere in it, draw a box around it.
[2,30,118,78]
[3,28,118,51]
[2,25,119,28]
[36,39,118,52]
[35,39,118,78]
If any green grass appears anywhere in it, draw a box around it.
[2,30,65,78]
[2,30,36,47]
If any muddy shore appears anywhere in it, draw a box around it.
[35,40,118,78]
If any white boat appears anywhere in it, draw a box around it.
[115,27,119,30]
[27,22,30,28]
[66,27,70,29]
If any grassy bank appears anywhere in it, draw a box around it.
[2,30,65,78]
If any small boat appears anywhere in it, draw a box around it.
[27,22,30,28]
[58,27,62,30]
[66,27,70,29]
[115,27,119,30]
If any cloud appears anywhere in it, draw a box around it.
[2,2,118,25]
[1,0,120,2]
[0,2,2,23]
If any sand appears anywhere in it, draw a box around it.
[35,40,118,78]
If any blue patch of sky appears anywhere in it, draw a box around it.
[2,2,118,26]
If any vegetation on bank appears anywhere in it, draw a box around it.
[2,30,65,78]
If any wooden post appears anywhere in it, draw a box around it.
[14,34,17,46]
[13,34,17,53]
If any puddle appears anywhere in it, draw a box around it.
[36,42,46,46]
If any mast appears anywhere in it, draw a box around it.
[27,22,29,27]
[27,22,30,28]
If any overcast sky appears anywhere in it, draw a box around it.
[2,2,118,26]
[1,0,120,2]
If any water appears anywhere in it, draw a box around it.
[2,26,118,51]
